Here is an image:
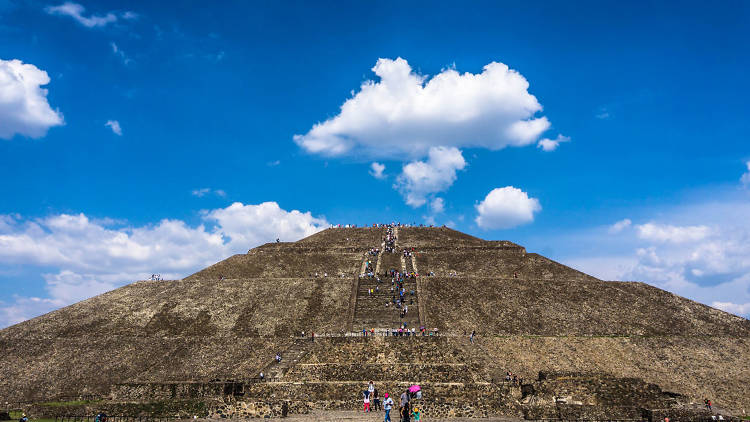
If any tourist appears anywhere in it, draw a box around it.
[373,387,381,411]
[259,371,264,381]
[470,330,475,344]
[19,414,28,422]
[364,390,371,412]
[401,400,411,422]
[383,393,394,422]
[400,390,410,412]
[411,405,421,422]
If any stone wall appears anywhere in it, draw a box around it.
[185,250,362,280]
[28,400,214,418]
[209,381,513,419]
[111,383,229,401]
[285,363,474,383]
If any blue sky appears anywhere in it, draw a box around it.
[1,0,749,326]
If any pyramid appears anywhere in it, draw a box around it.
[1,226,748,420]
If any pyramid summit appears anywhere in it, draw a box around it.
[1,225,748,420]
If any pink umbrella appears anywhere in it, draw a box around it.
[409,384,421,393]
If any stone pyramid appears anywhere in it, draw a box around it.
[1,226,748,420]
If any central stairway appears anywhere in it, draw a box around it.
[352,227,421,331]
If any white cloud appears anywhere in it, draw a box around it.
[741,161,750,187]
[712,301,750,316]
[267,160,281,167]
[45,2,133,28]
[191,188,226,198]
[537,134,570,152]
[0,59,64,139]
[105,119,122,135]
[566,199,750,318]
[294,57,555,159]
[608,218,632,234]
[0,202,328,327]
[475,186,541,229]
[430,197,445,214]
[635,222,711,243]
[395,146,466,207]
[110,42,132,65]
[203,202,328,247]
[369,162,386,179]
[0,296,62,328]
[192,188,210,197]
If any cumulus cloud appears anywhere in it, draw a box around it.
[0,59,64,139]
[0,202,328,327]
[635,223,711,243]
[369,162,386,179]
[475,186,541,229]
[395,146,466,207]
[45,2,133,28]
[741,161,750,187]
[609,218,632,234]
[570,199,750,318]
[294,57,557,159]
[537,134,570,152]
[712,301,750,316]
[105,119,122,135]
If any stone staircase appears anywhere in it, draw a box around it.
[352,276,420,329]
[213,336,514,419]
[261,339,311,380]
[352,228,421,330]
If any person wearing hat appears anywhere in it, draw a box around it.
[411,405,421,422]
[383,393,394,422]
[20,414,28,422]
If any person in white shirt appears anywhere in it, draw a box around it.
[383,393,394,422]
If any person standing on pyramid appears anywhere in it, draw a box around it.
[363,390,371,412]
[383,393,394,422]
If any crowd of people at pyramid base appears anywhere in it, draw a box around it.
[363,381,422,422]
